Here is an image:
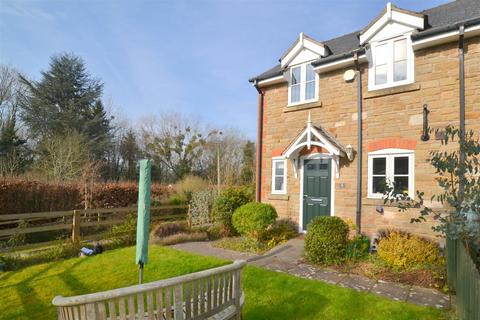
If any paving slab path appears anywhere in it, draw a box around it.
[171,237,451,309]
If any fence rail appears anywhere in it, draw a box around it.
[0,205,189,245]
[447,238,480,320]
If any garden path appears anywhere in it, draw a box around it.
[171,237,452,309]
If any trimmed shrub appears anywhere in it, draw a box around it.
[0,178,171,214]
[304,216,349,265]
[211,186,253,235]
[377,230,442,270]
[232,202,277,241]
[0,178,81,214]
[151,221,188,239]
[205,224,225,240]
[265,219,298,247]
[158,232,208,245]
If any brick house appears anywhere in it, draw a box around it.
[249,0,480,241]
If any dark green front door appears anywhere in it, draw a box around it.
[302,158,331,231]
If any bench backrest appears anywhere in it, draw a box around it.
[52,260,246,320]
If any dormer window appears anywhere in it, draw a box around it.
[359,3,424,91]
[369,35,413,90]
[288,63,318,105]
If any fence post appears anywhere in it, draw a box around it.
[72,210,81,243]
[187,204,192,229]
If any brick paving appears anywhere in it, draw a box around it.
[171,237,451,309]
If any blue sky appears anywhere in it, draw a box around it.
[0,0,448,139]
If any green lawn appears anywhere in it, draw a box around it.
[0,245,449,320]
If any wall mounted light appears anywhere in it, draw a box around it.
[421,104,430,141]
[345,144,354,161]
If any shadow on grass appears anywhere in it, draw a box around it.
[56,258,89,295]
[13,263,58,317]
[11,258,87,318]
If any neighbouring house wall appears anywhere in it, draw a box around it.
[260,36,480,242]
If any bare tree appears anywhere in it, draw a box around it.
[141,112,210,182]
[34,131,89,181]
[0,65,29,176]
[202,129,247,186]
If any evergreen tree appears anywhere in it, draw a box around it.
[20,53,112,159]
[119,129,140,180]
[240,140,255,184]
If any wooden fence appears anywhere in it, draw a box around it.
[0,205,189,250]
[447,237,480,320]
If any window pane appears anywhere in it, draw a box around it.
[305,81,315,100]
[394,176,409,195]
[275,161,284,176]
[291,84,300,103]
[394,60,407,82]
[274,177,284,191]
[394,39,407,61]
[291,67,300,85]
[373,176,387,194]
[375,43,388,65]
[394,157,409,174]
[306,64,315,81]
[375,64,387,85]
[373,158,386,175]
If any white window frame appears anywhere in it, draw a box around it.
[368,34,414,91]
[367,148,415,199]
[271,158,287,194]
[288,62,319,106]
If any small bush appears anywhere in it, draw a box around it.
[346,235,370,262]
[151,221,188,239]
[377,230,442,270]
[232,202,277,241]
[304,216,349,265]
[205,224,225,240]
[211,186,253,235]
[106,214,137,246]
[266,219,298,248]
[214,237,266,254]
[158,232,208,245]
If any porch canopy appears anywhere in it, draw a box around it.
[281,113,350,178]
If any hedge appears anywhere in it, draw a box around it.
[0,178,171,214]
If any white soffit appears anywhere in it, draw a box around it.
[359,2,424,45]
[280,32,326,68]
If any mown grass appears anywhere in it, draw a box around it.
[0,245,449,320]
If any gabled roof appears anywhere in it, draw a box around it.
[359,3,425,44]
[282,114,348,159]
[249,0,480,83]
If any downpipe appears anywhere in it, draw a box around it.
[254,81,264,202]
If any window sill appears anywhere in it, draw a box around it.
[363,197,414,207]
[364,83,420,99]
[268,194,290,201]
[284,100,322,113]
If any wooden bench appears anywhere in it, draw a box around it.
[52,260,246,320]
